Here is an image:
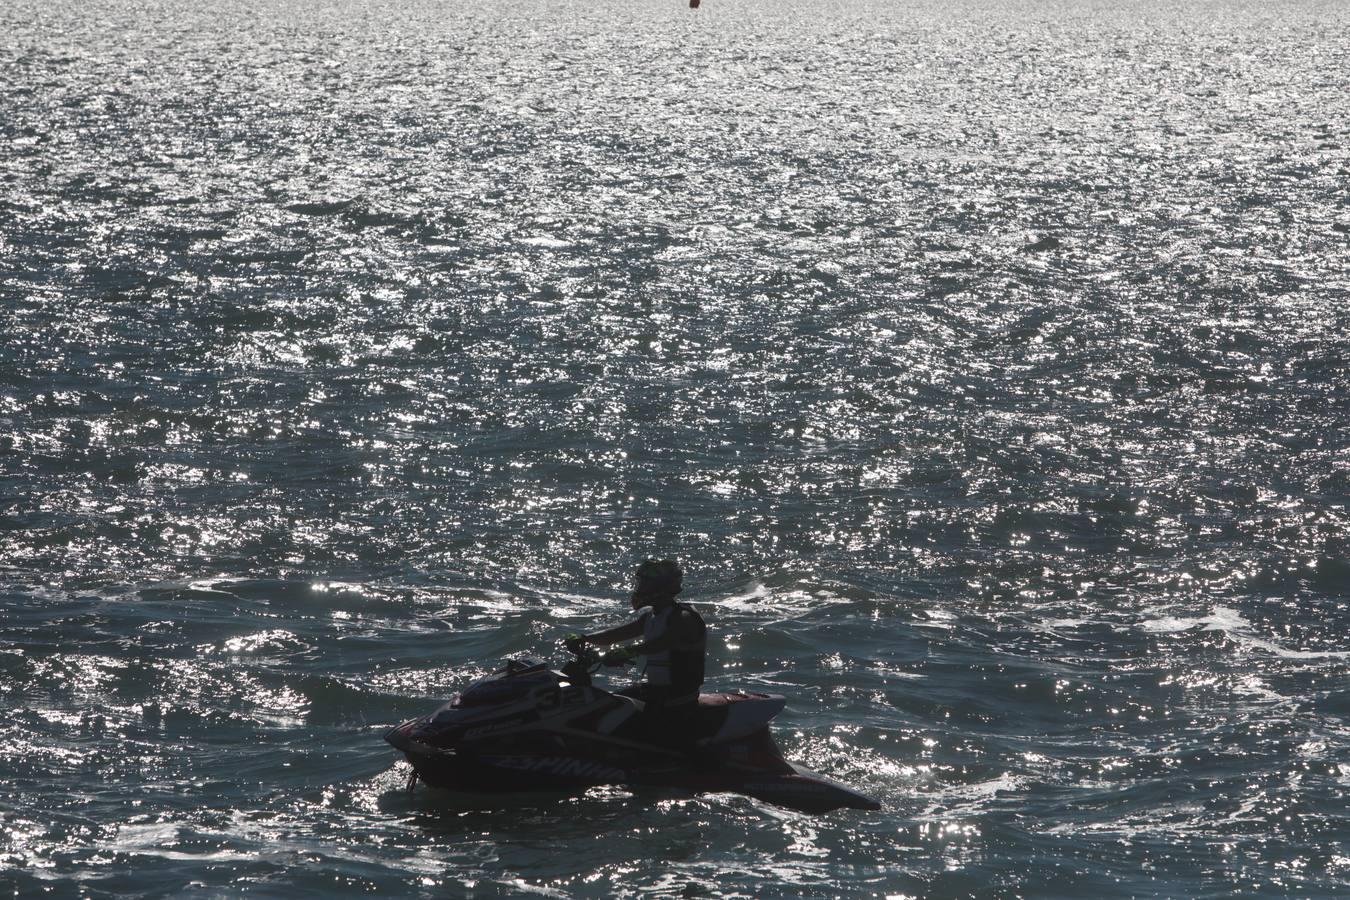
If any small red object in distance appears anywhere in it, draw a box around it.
[690,0,700,7]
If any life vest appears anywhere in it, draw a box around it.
[637,602,706,692]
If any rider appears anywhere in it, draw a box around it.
[566,559,707,737]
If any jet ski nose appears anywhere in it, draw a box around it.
[384,721,415,751]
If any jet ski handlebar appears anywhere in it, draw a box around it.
[559,643,603,687]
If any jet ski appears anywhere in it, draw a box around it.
[384,647,880,815]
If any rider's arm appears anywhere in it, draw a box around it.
[581,617,644,646]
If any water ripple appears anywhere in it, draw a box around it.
[3,0,1350,895]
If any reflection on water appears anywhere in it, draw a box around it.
[2,0,1349,894]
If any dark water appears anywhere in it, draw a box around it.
[3,0,1349,895]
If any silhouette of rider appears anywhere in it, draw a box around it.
[566,559,707,743]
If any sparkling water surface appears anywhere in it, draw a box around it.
[2,0,1349,895]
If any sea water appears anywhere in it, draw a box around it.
[2,0,1348,895]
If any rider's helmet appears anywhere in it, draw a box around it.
[632,558,682,604]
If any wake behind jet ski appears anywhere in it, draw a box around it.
[384,645,880,814]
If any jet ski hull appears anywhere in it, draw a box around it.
[385,658,881,815]
[390,739,879,813]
